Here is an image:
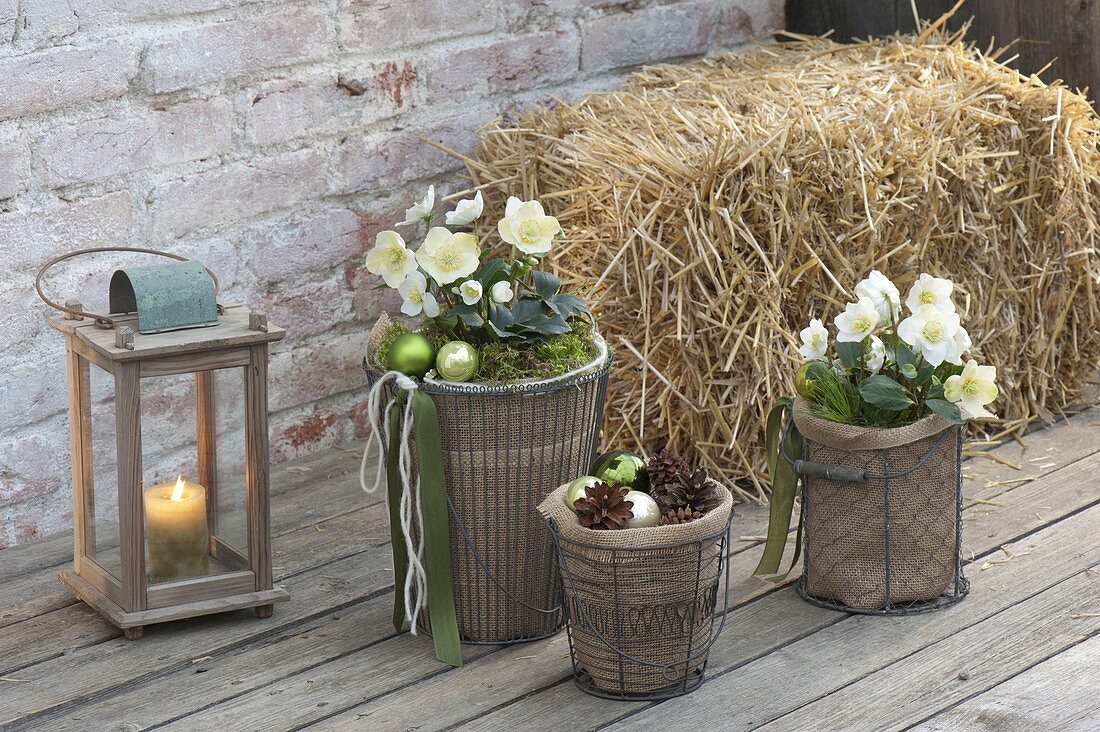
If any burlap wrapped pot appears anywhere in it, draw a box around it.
[365,320,612,643]
[792,397,967,612]
[539,483,733,698]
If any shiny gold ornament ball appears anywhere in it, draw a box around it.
[623,490,661,529]
[388,333,436,377]
[565,475,602,511]
[436,340,479,382]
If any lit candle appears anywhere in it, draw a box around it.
[144,475,210,583]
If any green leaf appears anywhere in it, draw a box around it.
[448,303,483,328]
[926,398,964,424]
[927,383,946,400]
[899,363,918,380]
[546,292,589,321]
[858,375,914,411]
[835,341,863,368]
[755,398,803,581]
[530,270,561,299]
[894,342,918,368]
[473,259,509,288]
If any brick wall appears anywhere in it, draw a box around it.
[0,0,782,547]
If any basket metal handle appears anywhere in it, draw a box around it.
[35,246,221,329]
[547,513,734,682]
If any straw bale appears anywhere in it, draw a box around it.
[445,30,1100,502]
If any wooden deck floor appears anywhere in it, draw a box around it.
[2,408,1099,731]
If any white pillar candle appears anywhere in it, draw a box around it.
[144,476,210,583]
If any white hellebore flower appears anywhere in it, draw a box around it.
[415,226,480,286]
[953,325,972,359]
[454,280,483,306]
[854,270,901,323]
[944,360,998,419]
[905,273,955,315]
[445,190,484,226]
[798,318,829,361]
[834,297,880,342]
[398,272,439,317]
[865,335,886,374]
[497,196,561,255]
[365,230,418,288]
[490,281,514,304]
[402,185,435,225]
[896,304,961,366]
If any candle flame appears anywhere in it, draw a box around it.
[171,475,186,501]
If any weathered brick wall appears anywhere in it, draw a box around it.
[0,0,782,546]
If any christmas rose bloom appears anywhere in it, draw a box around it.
[497,196,561,255]
[365,230,418,288]
[454,280,483,305]
[905,273,955,315]
[834,297,880,342]
[854,270,901,323]
[865,335,886,373]
[445,190,484,226]
[798,318,829,361]
[490,281,514,304]
[897,303,962,366]
[944,360,998,418]
[402,185,435,225]
[398,272,439,317]
[415,227,480,285]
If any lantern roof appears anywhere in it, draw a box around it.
[49,303,284,363]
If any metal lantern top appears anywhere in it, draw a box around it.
[109,260,218,334]
[36,246,284,357]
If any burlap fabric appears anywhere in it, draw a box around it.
[366,317,612,643]
[792,398,962,610]
[539,484,733,695]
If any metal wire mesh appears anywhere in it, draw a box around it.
[366,352,612,643]
[545,514,732,700]
[791,421,969,615]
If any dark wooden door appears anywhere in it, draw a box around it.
[786,0,1100,100]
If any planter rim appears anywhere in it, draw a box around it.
[364,332,612,396]
[792,396,954,451]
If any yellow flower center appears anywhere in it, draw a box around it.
[517,219,541,244]
[919,290,937,305]
[961,377,980,397]
[811,333,821,348]
[852,316,873,333]
[385,246,406,268]
[436,245,460,271]
[921,321,944,342]
[407,287,423,305]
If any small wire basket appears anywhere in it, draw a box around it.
[787,406,969,615]
[365,341,612,644]
[541,485,733,700]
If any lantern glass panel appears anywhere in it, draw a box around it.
[85,360,122,581]
[139,367,251,585]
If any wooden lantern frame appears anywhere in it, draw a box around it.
[50,303,289,639]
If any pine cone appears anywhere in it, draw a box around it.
[648,448,690,512]
[680,468,723,514]
[661,506,703,526]
[574,481,634,530]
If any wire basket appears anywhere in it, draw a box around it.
[365,342,612,644]
[789,402,969,614]
[540,484,733,700]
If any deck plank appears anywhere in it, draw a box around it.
[911,634,1100,732]
[757,568,1100,731]
[166,445,1100,731]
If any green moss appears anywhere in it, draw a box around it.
[476,321,600,383]
[370,318,600,383]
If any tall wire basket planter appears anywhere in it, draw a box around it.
[540,484,733,700]
[365,339,612,644]
[788,399,969,614]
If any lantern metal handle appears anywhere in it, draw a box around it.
[34,246,221,329]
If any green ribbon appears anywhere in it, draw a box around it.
[385,390,463,667]
[753,397,804,581]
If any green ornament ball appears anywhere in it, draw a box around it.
[794,360,831,398]
[436,340,479,382]
[565,475,602,512]
[590,450,649,492]
[388,333,436,377]
[623,490,661,529]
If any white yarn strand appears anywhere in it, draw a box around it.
[361,371,429,633]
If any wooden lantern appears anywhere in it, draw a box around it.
[39,248,289,639]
